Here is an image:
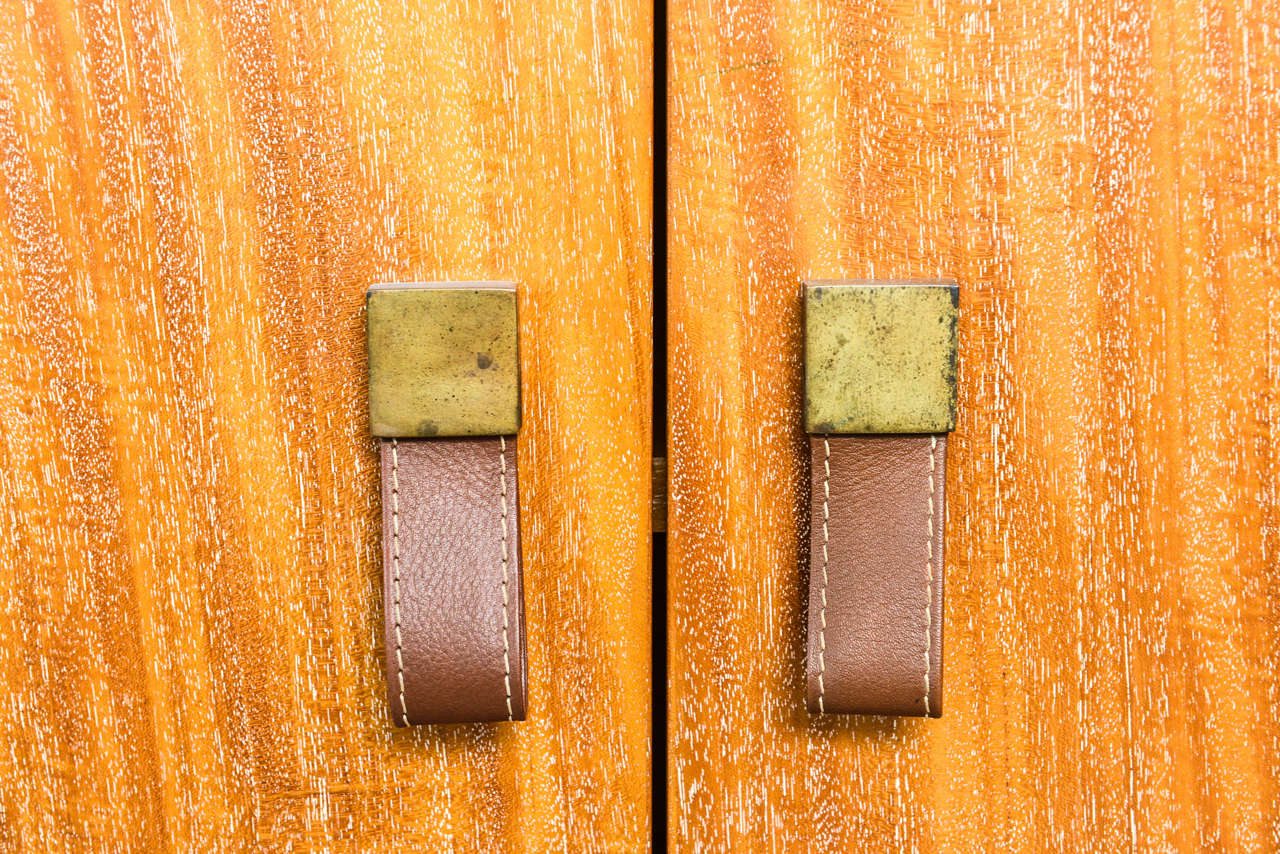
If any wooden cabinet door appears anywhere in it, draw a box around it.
[0,2,652,850]
[666,0,1278,851]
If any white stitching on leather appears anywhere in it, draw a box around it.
[499,437,513,721]
[924,436,937,715]
[818,436,831,714]
[390,439,409,726]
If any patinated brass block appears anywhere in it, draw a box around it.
[367,283,519,438]
[805,281,958,434]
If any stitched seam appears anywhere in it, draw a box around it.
[499,437,513,721]
[924,436,937,715]
[390,440,409,726]
[818,436,831,714]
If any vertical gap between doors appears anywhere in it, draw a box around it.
[652,0,669,848]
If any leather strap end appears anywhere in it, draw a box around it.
[807,434,945,717]
[381,437,528,725]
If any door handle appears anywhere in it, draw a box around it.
[366,282,527,725]
[803,280,959,717]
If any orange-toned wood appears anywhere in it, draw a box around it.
[0,1,652,850]
[667,0,1279,850]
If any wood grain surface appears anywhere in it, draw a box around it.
[0,1,652,850]
[667,0,1279,851]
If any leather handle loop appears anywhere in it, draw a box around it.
[381,437,527,725]
[807,434,946,717]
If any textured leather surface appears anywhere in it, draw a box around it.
[807,434,946,717]
[380,437,527,724]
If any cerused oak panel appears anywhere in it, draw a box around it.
[667,0,1279,850]
[0,0,652,850]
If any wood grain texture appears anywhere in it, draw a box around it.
[0,0,651,850]
[667,0,1279,850]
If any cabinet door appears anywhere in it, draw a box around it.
[0,2,652,850]
[667,1,1278,850]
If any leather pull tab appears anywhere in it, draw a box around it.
[803,280,958,717]
[367,283,527,725]
[808,435,945,716]
[381,437,527,724]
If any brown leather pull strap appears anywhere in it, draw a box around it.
[380,436,527,725]
[802,280,957,717]
[367,282,524,725]
[807,434,946,717]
